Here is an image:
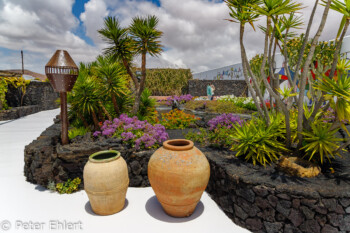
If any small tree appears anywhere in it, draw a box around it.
[226,0,350,152]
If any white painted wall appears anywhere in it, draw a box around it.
[193,63,244,80]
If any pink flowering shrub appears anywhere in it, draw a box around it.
[208,113,244,130]
[186,114,244,148]
[93,114,168,150]
[165,94,193,106]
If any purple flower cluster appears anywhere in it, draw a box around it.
[208,113,244,130]
[165,94,193,106]
[93,114,168,150]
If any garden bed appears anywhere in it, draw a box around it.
[24,119,350,233]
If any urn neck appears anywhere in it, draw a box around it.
[89,150,120,163]
[163,139,194,151]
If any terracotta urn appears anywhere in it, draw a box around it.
[148,139,210,217]
[84,150,129,215]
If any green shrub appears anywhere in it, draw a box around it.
[186,127,236,148]
[160,109,199,129]
[186,128,208,144]
[56,178,81,194]
[217,95,257,111]
[47,180,56,192]
[184,100,246,114]
[68,127,91,140]
[143,68,192,96]
[0,78,8,110]
[0,76,30,109]
[231,116,288,166]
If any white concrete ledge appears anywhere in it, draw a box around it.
[0,109,249,233]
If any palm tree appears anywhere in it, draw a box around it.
[98,15,163,114]
[93,56,129,116]
[98,17,139,91]
[129,15,163,114]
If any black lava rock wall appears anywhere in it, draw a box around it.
[188,80,248,97]
[24,122,154,189]
[1,81,59,121]
[6,81,58,109]
[204,150,350,233]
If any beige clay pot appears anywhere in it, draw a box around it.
[148,139,210,217]
[84,150,129,215]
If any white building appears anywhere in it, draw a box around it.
[193,36,350,80]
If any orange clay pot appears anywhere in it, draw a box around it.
[148,139,210,217]
[84,150,129,215]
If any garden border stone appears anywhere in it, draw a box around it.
[0,105,41,121]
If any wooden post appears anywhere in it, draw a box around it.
[60,92,68,145]
[45,50,78,145]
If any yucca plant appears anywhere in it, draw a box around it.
[94,56,129,116]
[231,115,288,166]
[69,76,101,129]
[301,122,343,164]
[303,103,322,121]
[115,88,134,114]
[137,88,157,122]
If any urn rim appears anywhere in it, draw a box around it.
[89,150,121,163]
[163,139,194,151]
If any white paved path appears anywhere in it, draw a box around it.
[0,109,249,233]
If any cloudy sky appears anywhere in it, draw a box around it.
[0,0,345,74]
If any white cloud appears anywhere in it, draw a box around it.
[0,0,99,73]
[0,0,347,74]
[80,0,109,44]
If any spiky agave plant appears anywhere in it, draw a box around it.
[231,115,288,166]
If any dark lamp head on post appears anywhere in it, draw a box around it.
[45,50,79,92]
[45,50,78,145]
